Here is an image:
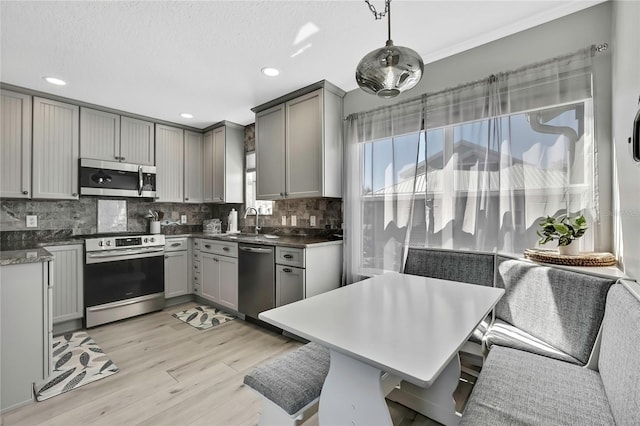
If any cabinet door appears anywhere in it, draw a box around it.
[200,252,220,302]
[184,130,203,203]
[218,255,238,310]
[32,97,79,200]
[275,265,305,307]
[286,89,323,198]
[155,124,184,202]
[80,107,120,161]
[202,130,214,202]
[212,127,226,202]
[45,244,83,323]
[1,90,31,198]
[120,116,155,165]
[256,104,286,199]
[164,251,189,299]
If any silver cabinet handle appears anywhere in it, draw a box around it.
[121,157,126,161]
[22,190,28,195]
[283,268,292,273]
[223,247,230,251]
[138,165,143,196]
[214,258,219,262]
[72,193,78,196]
[185,197,189,201]
[283,254,293,259]
[194,264,198,269]
[171,242,181,247]
[164,255,169,259]
[204,244,211,249]
[239,246,273,254]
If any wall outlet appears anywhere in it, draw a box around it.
[180,214,187,224]
[281,216,287,226]
[291,215,297,227]
[26,215,38,228]
[310,215,316,227]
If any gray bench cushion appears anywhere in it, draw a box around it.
[598,282,640,426]
[460,346,615,426]
[243,342,329,415]
[404,248,494,287]
[484,319,581,365]
[493,256,615,365]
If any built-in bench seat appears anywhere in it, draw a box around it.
[243,342,329,425]
[486,256,616,366]
[460,280,640,425]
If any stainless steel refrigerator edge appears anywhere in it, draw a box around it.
[238,244,275,319]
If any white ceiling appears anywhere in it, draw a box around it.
[0,0,603,129]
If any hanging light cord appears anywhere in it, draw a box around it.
[364,0,392,41]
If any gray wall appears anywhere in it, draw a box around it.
[344,2,613,252]
[611,0,640,280]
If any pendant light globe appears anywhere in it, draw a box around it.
[355,0,424,98]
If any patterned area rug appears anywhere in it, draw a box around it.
[172,306,235,330]
[34,332,119,401]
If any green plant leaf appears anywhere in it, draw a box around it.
[553,223,569,234]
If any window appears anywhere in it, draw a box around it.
[245,152,273,215]
[359,101,595,274]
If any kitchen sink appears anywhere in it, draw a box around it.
[226,233,280,241]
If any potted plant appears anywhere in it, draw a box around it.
[536,214,588,255]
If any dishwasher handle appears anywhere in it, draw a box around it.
[239,246,273,254]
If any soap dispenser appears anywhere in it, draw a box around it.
[228,208,238,233]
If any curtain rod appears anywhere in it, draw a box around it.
[345,43,607,121]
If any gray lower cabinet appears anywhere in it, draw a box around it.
[165,238,189,298]
[155,124,184,202]
[1,89,32,199]
[275,264,305,307]
[0,260,52,412]
[199,240,238,310]
[44,244,84,324]
[32,97,79,200]
[274,243,342,307]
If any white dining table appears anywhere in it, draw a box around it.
[259,272,504,426]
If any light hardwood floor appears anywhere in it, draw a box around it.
[1,302,472,426]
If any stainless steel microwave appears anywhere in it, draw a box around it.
[80,158,157,198]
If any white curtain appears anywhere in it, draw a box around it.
[344,47,597,283]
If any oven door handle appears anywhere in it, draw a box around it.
[86,248,165,264]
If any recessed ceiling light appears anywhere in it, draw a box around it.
[180,113,194,119]
[43,76,66,86]
[261,67,280,77]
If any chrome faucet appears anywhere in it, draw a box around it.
[244,207,261,234]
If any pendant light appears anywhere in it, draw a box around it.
[355,0,424,98]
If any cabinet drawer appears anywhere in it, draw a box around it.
[193,251,200,261]
[193,282,201,295]
[165,238,188,252]
[193,239,201,250]
[193,260,201,273]
[276,247,305,268]
[200,240,238,257]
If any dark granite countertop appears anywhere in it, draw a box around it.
[0,248,54,266]
[166,232,343,248]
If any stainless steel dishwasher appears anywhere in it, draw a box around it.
[238,243,275,320]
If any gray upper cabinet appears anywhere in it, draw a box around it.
[80,107,120,161]
[32,97,79,200]
[155,124,184,202]
[1,90,32,199]
[203,123,244,203]
[254,84,344,200]
[80,109,154,165]
[256,104,286,199]
[184,130,203,203]
[120,116,155,165]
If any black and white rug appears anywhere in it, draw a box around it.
[34,332,119,401]
[172,306,235,330]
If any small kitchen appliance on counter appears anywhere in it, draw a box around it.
[83,233,165,328]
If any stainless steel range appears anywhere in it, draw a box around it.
[84,233,165,328]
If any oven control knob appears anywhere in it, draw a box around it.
[150,237,155,243]
[106,241,112,246]
[144,238,148,243]
[98,241,104,247]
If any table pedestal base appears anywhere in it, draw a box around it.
[319,350,400,425]
[387,355,461,426]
